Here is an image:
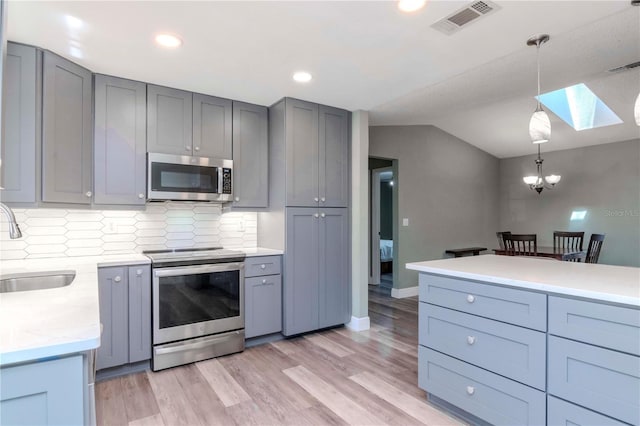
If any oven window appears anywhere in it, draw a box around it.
[151,162,218,193]
[158,271,240,329]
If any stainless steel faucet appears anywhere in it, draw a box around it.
[0,202,22,239]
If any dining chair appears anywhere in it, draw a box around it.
[496,231,512,250]
[584,234,605,264]
[504,234,537,256]
[553,231,584,252]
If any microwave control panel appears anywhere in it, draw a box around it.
[222,168,232,194]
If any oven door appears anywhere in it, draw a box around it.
[152,262,244,345]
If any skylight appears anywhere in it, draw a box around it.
[537,83,623,131]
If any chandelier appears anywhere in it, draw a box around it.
[523,34,560,194]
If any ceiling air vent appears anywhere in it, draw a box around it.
[431,0,501,36]
[608,61,640,73]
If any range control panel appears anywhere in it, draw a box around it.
[222,168,232,194]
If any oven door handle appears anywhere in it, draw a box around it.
[155,331,242,355]
[154,262,244,277]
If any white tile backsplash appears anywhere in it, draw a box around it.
[0,202,257,260]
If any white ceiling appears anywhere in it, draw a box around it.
[7,0,640,158]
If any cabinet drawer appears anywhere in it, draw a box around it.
[419,274,547,331]
[419,303,546,390]
[245,256,281,277]
[548,336,640,425]
[418,346,546,426]
[549,296,640,356]
[245,274,282,339]
[548,396,628,426]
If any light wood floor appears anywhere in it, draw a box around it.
[95,286,460,426]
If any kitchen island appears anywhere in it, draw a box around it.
[407,255,640,426]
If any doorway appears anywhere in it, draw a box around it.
[369,158,395,290]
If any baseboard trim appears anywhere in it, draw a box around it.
[346,316,370,331]
[391,286,419,299]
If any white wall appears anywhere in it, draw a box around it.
[499,139,640,267]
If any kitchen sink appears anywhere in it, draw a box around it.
[0,270,76,293]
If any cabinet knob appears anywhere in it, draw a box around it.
[136,269,143,276]
[466,386,475,395]
[321,197,326,202]
[467,336,476,345]
[314,197,319,202]
[138,193,145,199]
[235,197,240,202]
[194,146,200,151]
[262,279,267,284]
[185,146,191,151]
[85,191,92,197]
[320,213,326,218]
[114,276,122,283]
[314,213,319,218]
[466,294,475,303]
[260,264,266,269]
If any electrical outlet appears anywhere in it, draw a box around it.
[402,218,409,227]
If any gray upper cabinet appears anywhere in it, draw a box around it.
[232,101,268,208]
[319,106,349,207]
[284,99,349,208]
[284,207,350,336]
[94,75,147,205]
[147,84,193,155]
[285,99,319,207]
[193,93,232,158]
[1,42,37,203]
[42,51,93,204]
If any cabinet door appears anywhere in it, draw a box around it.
[285,99,318,207]
[94,75,147,205]
[97,267,129,370]
[1,43,37,203]
[128,265,151,363]
[147,84,192,155]
[319,208,350,328]
[232,101,268,208]
[245,274,282,338]
[0,355,84,426]
[193,93,232,158]
[284,207,320,335]
[42,51,92,204]
[319,106,349,208]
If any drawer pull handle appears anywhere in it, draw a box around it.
[262,279,267,284]
[114,276,122,283]
[467,336,476,345]
[466,294,475,303]
[260,264,266,269]
[466,386,475,395]
[136,269,143,276]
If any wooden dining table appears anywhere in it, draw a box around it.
[493,246,586,261]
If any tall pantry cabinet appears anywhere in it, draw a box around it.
[261,98,351,336]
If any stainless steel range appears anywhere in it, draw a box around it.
[144,247,245,371]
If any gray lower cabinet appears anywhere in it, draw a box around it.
[232,101,268,208]
[277,98,349,208]
[97,265,151,370]
[244,256,282,339]
[417,273,640,426]
[1,42,38,203]
[147,84,193,155]
[0,355,84,425]
[94,75,147,205]
[42,51,93,204]
[284,207,350,336]
[193,93,232,158]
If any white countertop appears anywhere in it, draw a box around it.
[0,254,149,366]
[407,255,640,307]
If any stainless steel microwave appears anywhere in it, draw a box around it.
[147,153,233,202]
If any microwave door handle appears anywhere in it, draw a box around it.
[154,263,244,278]
[218,166,223,195]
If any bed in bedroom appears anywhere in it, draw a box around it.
[380,239,393,274]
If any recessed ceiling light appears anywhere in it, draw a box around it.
[64,15,84,30]
[155,34,182,48]
[398,0,426,13]
[293,71,312,83]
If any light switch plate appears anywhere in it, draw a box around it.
[402,218,409,226]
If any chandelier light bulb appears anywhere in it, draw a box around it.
[545,175,561,185]
[523,176,539,185]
